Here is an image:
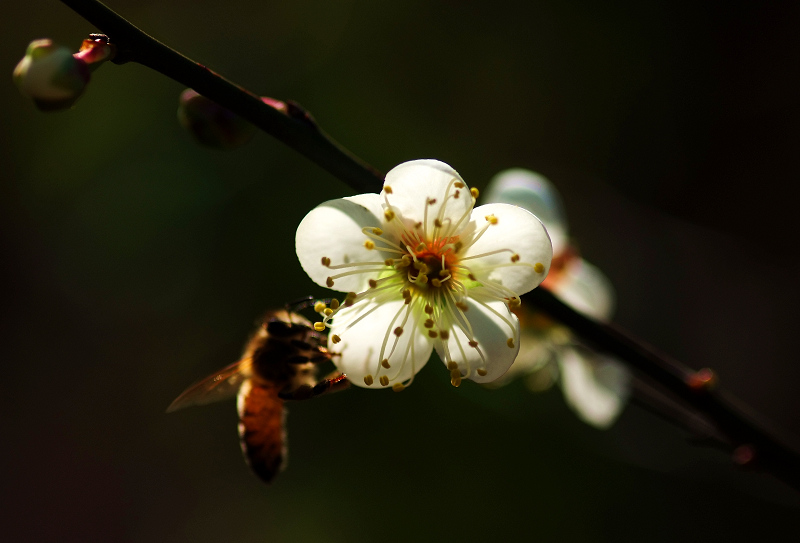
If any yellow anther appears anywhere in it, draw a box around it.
[439,330,450,340]
[392,383,405,392]
[450,370,462,388]
[415,243,426,252]
[477,368,488,377]
[434,219,443,227]
[368,279,378,288]
[346,292,357,300]
[383,185,393,194]
[331,334,341,344]
[431,278,442,288]
[402,288,412,299]
[511,253,520,263]
[314,322,326,332]
[381,359,391,369]
[507,338,515,348]
[394,327,404,337]
[413,260,427,271]
[454,181,465,189]
[418,274,429,284]
[326,277,334,287]
[330,299,340,310]
[470,187,479,199]
[313,301,326,313]
[456,302,468,312]
[428,330,438,338]
[439,269,449,277]
[324,308,334,316]
[508,297,521,309]
[385,258,395,266]
[364,375,374,386]
[424,304,434,314]
[321,257,331,267]
[384,209,395,221]
[485,214,498,225]
[372,227,383,235]
[534,262,545,273]
[447,361,459,371]
[424,319,434,328]
[468,340,478,348]
[364,240,375,250]
[379,375,389,387]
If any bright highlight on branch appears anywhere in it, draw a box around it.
[296,159,553,390]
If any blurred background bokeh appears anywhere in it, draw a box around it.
[2,1,799,541]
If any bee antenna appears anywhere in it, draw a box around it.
[284,295,317,313]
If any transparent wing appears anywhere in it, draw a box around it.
[166,357,253,413]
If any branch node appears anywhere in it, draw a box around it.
[686,367,718,392]
[733,444,757,468]
[286,100,318,129]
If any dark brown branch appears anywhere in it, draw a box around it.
[58,0,800,491]
[60,0,383,194]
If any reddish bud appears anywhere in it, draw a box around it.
[687,367,717,391]
[177,89,257,149]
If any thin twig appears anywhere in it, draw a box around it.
[58,0,800,491]
[60,0,383,194]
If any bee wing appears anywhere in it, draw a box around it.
[166,357,253,413]
[237,380,287,484]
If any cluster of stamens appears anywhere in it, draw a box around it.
[313,178,546,390]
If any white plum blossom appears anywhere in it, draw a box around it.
[296,160,553,390]
[484,168,630,428]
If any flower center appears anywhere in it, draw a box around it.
[401,236,460,291]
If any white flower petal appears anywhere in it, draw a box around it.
[464,202,553,295]
[483,169,569,254]
[558,347,630,429]
[552,259,615,321]
[329,299,433,389]
[384,160,473,234]
[434,296,520,383]
[296,194,385,292]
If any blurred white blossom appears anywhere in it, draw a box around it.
[484,169,630,428]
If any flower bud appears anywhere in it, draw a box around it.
[74,37,115,70]
[177,89,257,149]
[13,39,90,111]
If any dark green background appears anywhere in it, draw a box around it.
[2,1,799,541]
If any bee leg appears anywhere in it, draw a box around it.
[278,373,350,401]
[288,340,331,364]
[312,372,350,397]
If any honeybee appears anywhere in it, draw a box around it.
[167,305,349,483]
